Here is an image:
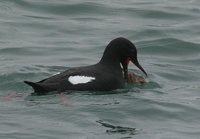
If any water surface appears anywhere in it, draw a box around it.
[0,0,200,139]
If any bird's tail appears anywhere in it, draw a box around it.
[24,81,48,94]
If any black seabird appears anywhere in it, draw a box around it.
[24,37,147,94]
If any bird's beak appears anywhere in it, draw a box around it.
[121,57,147,80]
[130,57,147,76]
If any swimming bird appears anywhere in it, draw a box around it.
[24,37,147,94]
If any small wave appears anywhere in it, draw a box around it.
[139,38,200,56]
[13,0,115,16]
[97,120,137,135]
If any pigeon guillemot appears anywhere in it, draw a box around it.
[24,37,147,94]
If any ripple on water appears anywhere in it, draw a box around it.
[0,0,200,139]
[97,120,137,135]
[140,38,200,56]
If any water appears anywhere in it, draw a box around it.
[0,0,200,138]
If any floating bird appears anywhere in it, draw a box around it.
[24,37,147,94]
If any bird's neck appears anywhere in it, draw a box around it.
[99,52,120,66]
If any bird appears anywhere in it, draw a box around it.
[24,37,147,94]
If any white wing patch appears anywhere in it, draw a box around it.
[68,75,95,85]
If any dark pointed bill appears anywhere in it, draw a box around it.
[132,58,147,76]
[121,57,147,79]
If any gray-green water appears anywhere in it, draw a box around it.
[1,0,200,138]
